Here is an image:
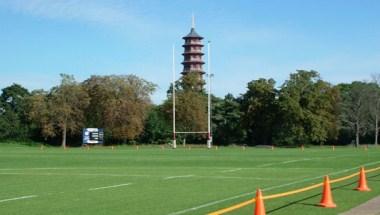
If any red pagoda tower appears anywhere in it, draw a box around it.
[181,17,205,82]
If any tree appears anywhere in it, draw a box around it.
[339,82,374,147]
[0,99,13,139]
[162,73,208,143]
[212,94,245,145]
[173,90,208,132]
[27,90,54,140]
[0,84,31,140]
[275,70,339,145]
[83,75,156,142]
[240,79,278,145]
[370,74,380,146]
[28,74,90,147]
[139,105,171,144]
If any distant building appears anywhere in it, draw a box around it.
[181,17,205,84]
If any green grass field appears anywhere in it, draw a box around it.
[0,143,380,215]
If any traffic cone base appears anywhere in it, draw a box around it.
[319,176,337,208]
[356,187,371,192]
[319,202,337,208]
[254,189,266,215]
[356,167,371,192]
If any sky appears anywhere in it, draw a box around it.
[0,0,380,103]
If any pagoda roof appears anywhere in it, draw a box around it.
[181,70,205,75]
[181,60,205,64]
[182,52,204,56]
[182,43,203,47]
[183,28,203,39]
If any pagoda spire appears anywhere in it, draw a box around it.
[192,13,195,28]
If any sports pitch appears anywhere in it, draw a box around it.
[0,144,380,215]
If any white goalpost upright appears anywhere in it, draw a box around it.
[206,41,213,149]
[172,42,213,149]
[172,45,177,149]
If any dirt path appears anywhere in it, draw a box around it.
[340,195,380,215]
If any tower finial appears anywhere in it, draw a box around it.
[192,13,195,28]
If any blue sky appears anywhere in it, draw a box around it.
[0,0,380,103]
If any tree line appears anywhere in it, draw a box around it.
[1,70,380,147]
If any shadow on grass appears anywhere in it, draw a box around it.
[266,173,380,214]
[367,173,380,182]
[266,191,321,214]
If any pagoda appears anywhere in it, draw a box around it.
[181,17,205,82]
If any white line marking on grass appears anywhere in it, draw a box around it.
[167,160,380,215]
[89,183,132,191]
[0,167,137,171]
[257,158,315,167]
[167,193,252,215]
[0,195,37,203]
[78,173,150,177]
[282,158,311,164]
[0,172,151,177]
[256,163,276,167]
[164,175,194,180]
[256,156,342,168]
[0,167,85,171]
[195,176,290,181]
[220,168,242,173]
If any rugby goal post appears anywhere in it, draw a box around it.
[172,42,213,149]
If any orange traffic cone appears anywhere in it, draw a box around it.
[356,167,371,191]
[319,176,336,208]
[254,189,266,215]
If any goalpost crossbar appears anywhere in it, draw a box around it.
[176,131,209,134]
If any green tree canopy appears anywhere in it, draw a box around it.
[241,78,278,145]
[212,94,245,145]
[139,105,171,144]
[274,70,340,145]
[83,75,156,142]
[0,84,31,140]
